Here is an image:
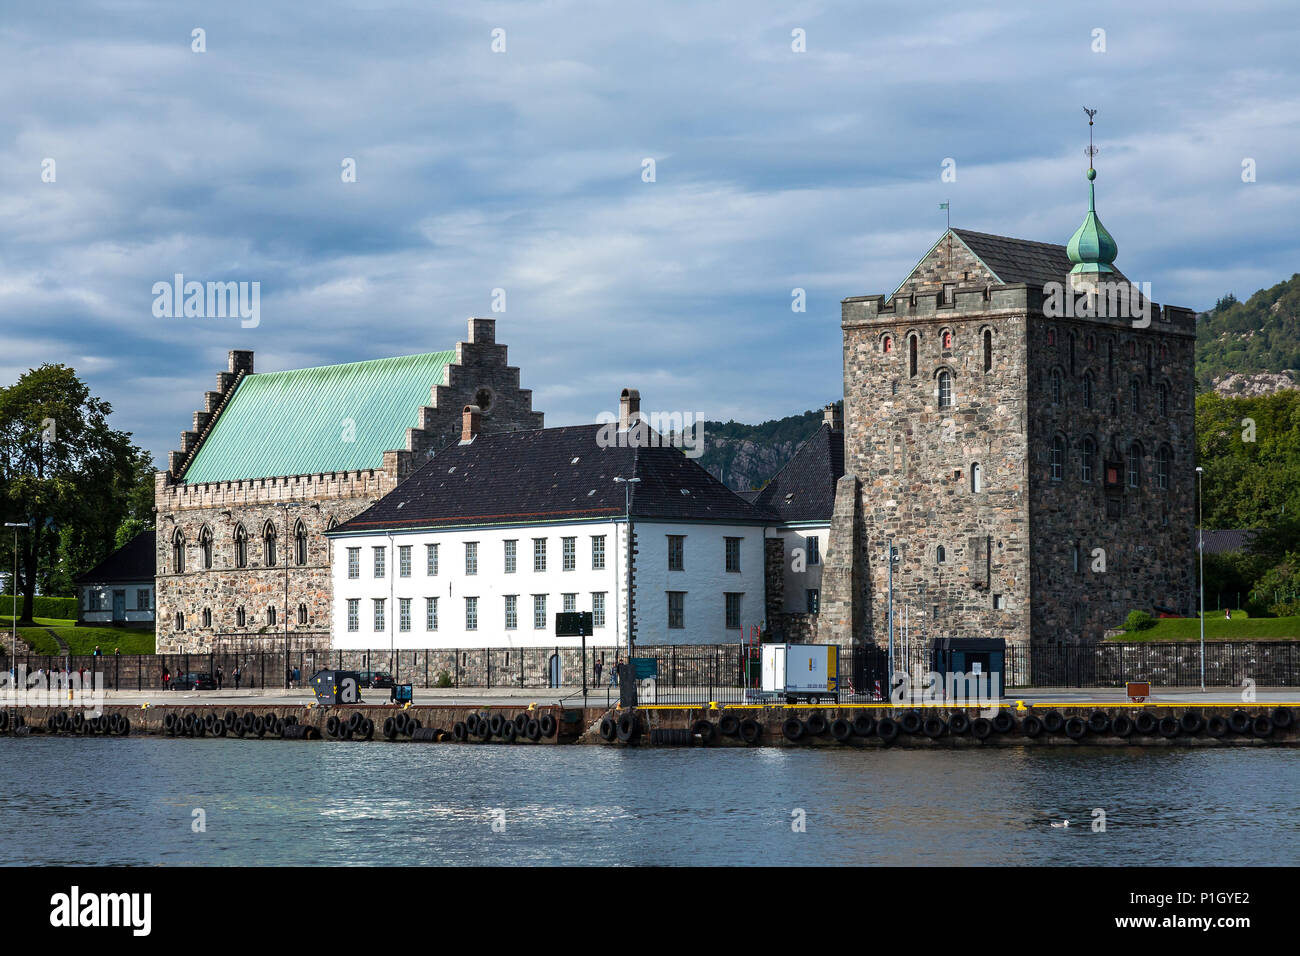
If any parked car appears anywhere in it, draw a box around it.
[358,671,394,689]
[173,672,217,690]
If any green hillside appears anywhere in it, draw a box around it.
[1196,275,1300,388]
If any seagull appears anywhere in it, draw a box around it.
[1050,820,1070,829]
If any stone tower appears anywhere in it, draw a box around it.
[825,167,1197,681]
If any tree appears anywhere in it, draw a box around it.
[0,365,145,623]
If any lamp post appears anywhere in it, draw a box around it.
[1196,466,1205,692]
[5,523,26,684]
[277,503,291,690]
[613,476,640,663]
[886,537,897,697]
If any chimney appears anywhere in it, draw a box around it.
[467,317,496,345]
[619,388,641,431]
[461,404,481,443]
[823,402,843,432]
[228,350,254,375]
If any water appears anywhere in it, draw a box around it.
[0,739,1295,866]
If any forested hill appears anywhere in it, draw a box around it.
[698,405,834,492]
[1197,274,1300,392]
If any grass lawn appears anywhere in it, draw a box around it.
[1108,611,1300,642]
[4,618,156,655]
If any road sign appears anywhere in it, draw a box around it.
[555,611,593,637]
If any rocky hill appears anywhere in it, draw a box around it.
[699,405,836,492]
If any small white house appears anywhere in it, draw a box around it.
[326,394,771,651]
[75,531,156,627]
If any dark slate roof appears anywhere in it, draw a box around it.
[74,532,156,584]
[753,423,845,523]
[952,228,1129,288]
[1199,529,1257,556]
[332,424,775,533]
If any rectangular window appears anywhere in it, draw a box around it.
[398,597,411,632]
[725,592,742,629]
[667,535,685,571]
[592,592,606,628]
[465,596,478,631]
[533,594,547,629]
[993,594,1005,610]
[591,535,606,570]
[426,543,439,576]
[505,595,518,630]
[807,536,820,566]
[563,593,576,613]
[399,545,411,578]
[373,546,386,578]
[88,591,102,612]
[504,539,517,574]
[136,589,151,611]
[347,547,360,579]
[373,598,385,631]
[725,537,742,572]
[667,591,685,629]
[347,599,359,632]
[465,541,478,576]
[425,597,438,631]
[533,538,546,572]
[807,589,820,614]
[562,537,576,571]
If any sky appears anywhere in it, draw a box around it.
[1,1,1298,467]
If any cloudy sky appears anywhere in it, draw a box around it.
[2,1,1297,466]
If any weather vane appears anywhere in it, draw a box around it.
[1083,107,1099,168]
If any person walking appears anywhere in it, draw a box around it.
[215,664,224,690]
[593,657,603,685]
[233,664,242,690]
[161,666,171,691]
[93,645,102,659]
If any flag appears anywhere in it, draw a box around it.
[938,202,949,210]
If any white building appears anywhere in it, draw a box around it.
[74,531,156,627]
[326,392,771,651]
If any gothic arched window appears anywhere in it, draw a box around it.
[1157,445,1171,490]
[172,530,185,574]
[294,520,308,566]
[234,524,248,569]
[1127,441,1143,488]
[297,603,308,625]
[908,334,918,378]
[937,370,953,408]
[236,606,246,628]
[942,329,953,350]
[1050,434,1066,482]
[1050,368,1062,404]
[1158,383,1169,417]
[983,329,993,371]
[263,522,278,568]
[268,605,277,626]
[936,545,946,564]
[1083,371,1094,409]
[199,526,213,570]
[1080,436,1097,483]
[202,608,212,628]
[970,462,982,493]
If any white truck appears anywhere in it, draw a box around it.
[760,644,840,704]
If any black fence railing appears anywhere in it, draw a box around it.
[6,640,1297,696]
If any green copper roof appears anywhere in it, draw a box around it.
[183,350,455,483]
[1067,168,1118,274]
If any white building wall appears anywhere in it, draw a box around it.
[329,517,769,649]
[765,525,830,613]
[80,583,155,625]
[331,520,625,650]
[633,520,766,646]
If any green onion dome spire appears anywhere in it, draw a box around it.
[1067,166,1118,275]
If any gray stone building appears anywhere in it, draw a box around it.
[154,318,544,654]
[822,169,1197,671]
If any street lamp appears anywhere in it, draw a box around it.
[276,503,291,690]
[1196,466,1205,692]
[5,523,26,683]
[886,538,899,697]
[613,476,640,663]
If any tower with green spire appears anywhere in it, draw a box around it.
[1067,107,1118,281]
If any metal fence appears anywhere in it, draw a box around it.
[7,640,1298,696]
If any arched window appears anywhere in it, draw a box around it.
[1106,339,1115,381]
[1157,445,1170,490]
[236,606,246,628]
[983,329,993,371]
[294,520,308,566]
[1083,371,1094,409]
[1080,436,1096,483]
[326,516,338,531]
[1085,334,1095,352]
[198,526,212,570]
[297,603,308,625]
[1050,368,1062,404]
[1050,434,1066,482]
[1130,378,1141,413]
[942,329,953,349]
[1072,543,1081,573]
[970,462,982,493]
[267,605,277,626]
[936,545,946,564]
[1128,340,1137,358]
[174,611,184,631]
[1127,441,1143,488]
[1068,332,1076,374]
[908,334,918,377]
[882,335,893,354]
[232,524,247,568]
[202,608,212,628]
[937,370,953,408]
[1047,328,1056,346]
[263,522,278,567]
[1159,342,1168,360]
[1158,383,1169,417]
[172,530,185,574]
